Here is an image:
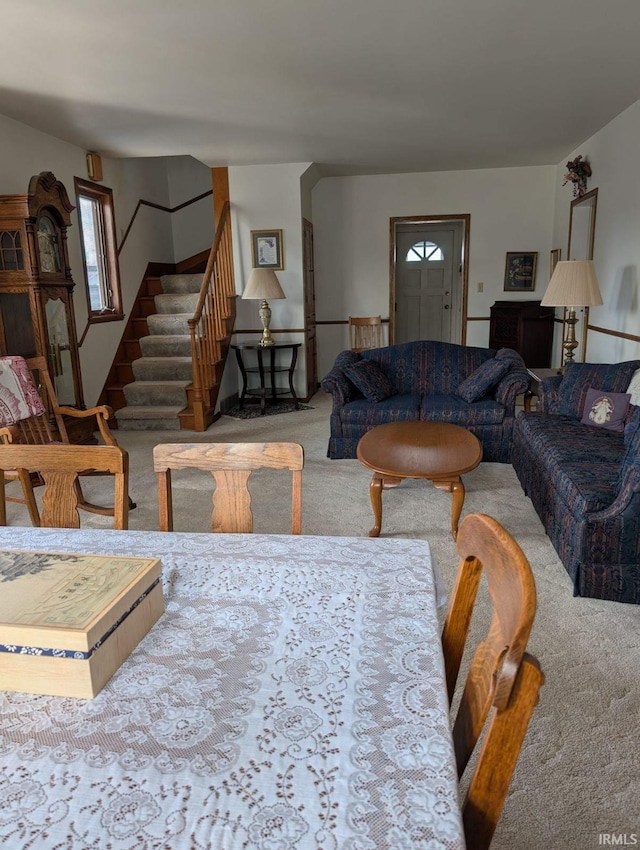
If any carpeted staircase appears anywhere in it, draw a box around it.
[115,274,202,430]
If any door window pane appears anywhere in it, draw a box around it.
[405,240,444,262]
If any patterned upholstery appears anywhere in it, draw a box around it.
[0,356,46,425]
[321,341,529,462]
[457,357,510,403]
[512,394,640,604]
[343,360,395,402]
[557,360,640,418]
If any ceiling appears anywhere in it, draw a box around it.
[3,0,640,177]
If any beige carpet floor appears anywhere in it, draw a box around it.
[4,391,639,849]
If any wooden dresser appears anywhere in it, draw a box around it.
[489,300,554,367]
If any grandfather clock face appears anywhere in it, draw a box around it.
[37,215,62,274]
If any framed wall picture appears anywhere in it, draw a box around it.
[503,252,538,292]
[251,229,284,270]
[550,248,561,277]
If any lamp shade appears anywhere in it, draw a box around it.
[541,260,603,308]
[241,268,286,301]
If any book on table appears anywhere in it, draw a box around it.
[0,550,164,698]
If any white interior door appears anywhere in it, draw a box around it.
[395,223,463,344]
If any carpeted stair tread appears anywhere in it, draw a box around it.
[115,403,184,431]
[140,335,192,357]
[155,293,199,314]
[123,380,191,407]
[132,356,193,381]
[115,404,184,419]
[115,272,203,428]
[160,274,203,294]
[147,314,192,335]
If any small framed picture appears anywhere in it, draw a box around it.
[251,229,284,270]
[550,248,561,277]
[503,252,538,292]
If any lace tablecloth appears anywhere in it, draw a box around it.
[0,528,464,850]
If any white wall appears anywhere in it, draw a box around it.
[300,163,322,223]
[312,165,555,378]
[0,114,221,406]
[550,98,640,364]
[227,163,312,398]
[0,112,177,405]
[165,155,215,262]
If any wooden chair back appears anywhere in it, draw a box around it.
[153,442,304,534]
[0,443,129,529]
[348,316,383,352]
[441,513,544,850]
[0,356,124,526]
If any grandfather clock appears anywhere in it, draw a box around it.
[0,172,88,437]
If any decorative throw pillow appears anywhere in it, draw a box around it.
[343,360,394,403]
[580,387,631,432]
[557,360,640,418]
[457,358,510,403]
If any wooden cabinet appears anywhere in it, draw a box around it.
[0,172,89,439]
[489,300,554,368]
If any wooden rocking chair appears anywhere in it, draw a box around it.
[0,355,133,526]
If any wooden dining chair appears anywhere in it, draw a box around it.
[0,443,129,529]
[348,316,383,352]
[441,513,544,850]
[0,355,132,526]
[153,442,304,533]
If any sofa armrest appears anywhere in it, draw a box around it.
[539,376,563,413]
[320,350,360,409]
[494,368,530,412]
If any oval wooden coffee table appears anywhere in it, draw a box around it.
[357,421,482,540]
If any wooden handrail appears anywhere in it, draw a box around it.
[187,201,235,431]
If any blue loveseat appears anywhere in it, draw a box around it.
[321,340,529,462]
[512,360,640,604]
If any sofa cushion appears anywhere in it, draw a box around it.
[515,413,624,468]
[340,394,422,429]
[457,358,510,403]
[343,360,394,402]
[421,394,505,424]
[580,388,630,432]
[552,462,618,514]
[557,360,640,419]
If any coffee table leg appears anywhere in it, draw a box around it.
[433,476,465,540]
[368,474,404,537]
[368,474,383,537]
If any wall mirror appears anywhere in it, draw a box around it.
[567,187,598,261]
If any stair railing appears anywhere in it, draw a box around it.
[188,201,235,431]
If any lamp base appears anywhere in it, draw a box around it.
[561,307,579,366]
[259,299,275,346]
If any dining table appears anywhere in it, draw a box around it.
[0,527,465,850]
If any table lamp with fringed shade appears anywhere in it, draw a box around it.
[541,260,603,365]
[241,269,286,346]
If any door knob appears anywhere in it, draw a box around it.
[444,305,450,310]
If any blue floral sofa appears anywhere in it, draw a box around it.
[320,340,529,462]
[512,360,640,604]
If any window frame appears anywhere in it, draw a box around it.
[74,177,123,322]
